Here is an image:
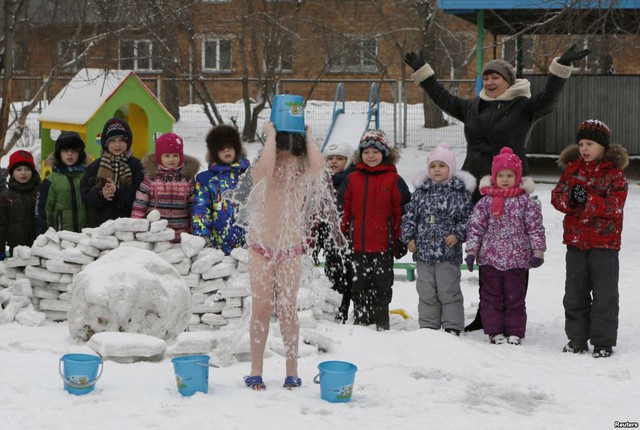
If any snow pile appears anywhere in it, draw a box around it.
[0,210,342,352]
[67,246,192,341]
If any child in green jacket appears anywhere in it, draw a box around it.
[36,131,88,233]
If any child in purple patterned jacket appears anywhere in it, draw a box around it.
[464,147,546,346]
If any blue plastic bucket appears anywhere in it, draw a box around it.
[171,355,210,396]
[270,94,305,133]
[313,361,358,403]
[59,353,103,395]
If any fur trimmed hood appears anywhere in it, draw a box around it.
[414,169,476,193]
[142,153,201,179]
[44,152,89,168]
[352,147,400,166]
[479,175,536,194]
[557,143,629,170]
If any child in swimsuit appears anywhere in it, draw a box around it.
[243,120,326,390]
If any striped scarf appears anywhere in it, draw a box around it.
[97,149,133,187]
[480,185,525,218]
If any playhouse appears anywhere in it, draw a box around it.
[38,68,175,174]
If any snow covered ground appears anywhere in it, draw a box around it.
[1,103,639,430]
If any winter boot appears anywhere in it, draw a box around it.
[489,334,507,345]
[562,340,589,354]
[444,328,461,336]
[506,336,521,345]
[592,346,613,358]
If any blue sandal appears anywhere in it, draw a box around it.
[244,375,266,391]
[283,376,302,388]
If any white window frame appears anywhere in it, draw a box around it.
[501,35,535,74]
[328,36,378,73]
[202,37,233,72]
[119,39,160,72]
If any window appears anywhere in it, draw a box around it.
[264,38,294,72]
[202,38,232,72]
[502,35,535,73]
[58,40,87,71]
[13,40,27,72]
[119,40,158,72]
[327,36,378,73]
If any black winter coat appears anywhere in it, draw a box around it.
[415,58,571,201]
[80,156,144,227]
[0,174,41,251]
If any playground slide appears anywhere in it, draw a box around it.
[321,82,380,153]
[323,113,370,152]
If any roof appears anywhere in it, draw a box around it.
[438,0,640,34]
[39,69,151,125]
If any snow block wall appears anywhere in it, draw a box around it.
[0,210,343,341]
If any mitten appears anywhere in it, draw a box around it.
[465,254,475,272]
[558,44,591,66]
[570,184,587,207]
[529,257,544,268]
[404,51,426,72]
[394,241,408,260]
[0,250,5,261]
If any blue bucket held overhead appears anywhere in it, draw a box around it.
[313,360,358,403]
[59,353,103,396]
[270,94,305,133]
[171,355,210,396]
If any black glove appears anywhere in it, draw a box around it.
[570,184,587,208]
[404,50,426,72]
[393,241,408,259]
[558,44,591,66]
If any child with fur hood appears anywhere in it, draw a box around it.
[551,119,628,359]
[193,125,250,254]
[400,143,475,334]
[131,132,200,242]
[337,129,411,330]
[465,147,546,346]
[36,131,88,234]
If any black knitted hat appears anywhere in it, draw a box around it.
[576,119,610,149]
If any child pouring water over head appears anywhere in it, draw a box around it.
[241,120,331,391]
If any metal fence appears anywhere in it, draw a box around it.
[12,74,640,156]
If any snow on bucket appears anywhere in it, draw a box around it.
[313,361,358,403]
[171,355,210,396]
[59,353,103,396]
[270,94,305,133]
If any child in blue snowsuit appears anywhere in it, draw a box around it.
[400,144,475,334]
[193,125,250,254]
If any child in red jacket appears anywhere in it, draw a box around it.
[337,129,410,330]
[551,119,628,358]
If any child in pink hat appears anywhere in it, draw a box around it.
[465,147,546,345]
[401,143,475,334]
[131,132,200,242]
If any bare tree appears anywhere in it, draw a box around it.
[0,0,103,161]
